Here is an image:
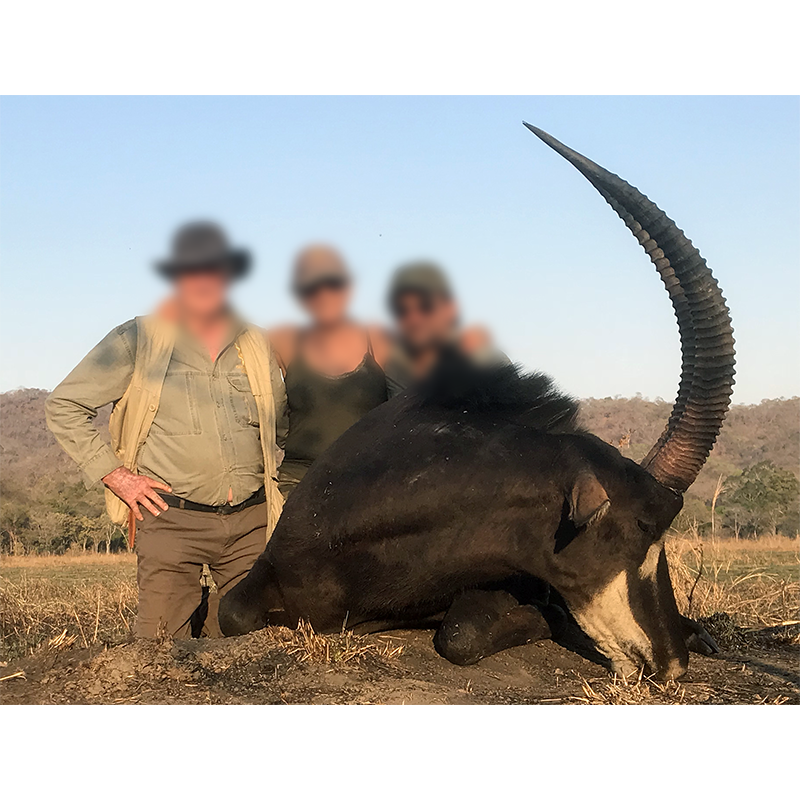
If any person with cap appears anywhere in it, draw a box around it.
[270,244,392,498]
[45,222,288,639]
[385,259,508,396]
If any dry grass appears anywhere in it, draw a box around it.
[571,670,691,705]
[1,553,135,569]
[667,533,800,644]
[695,535,800,554]
[0,553,137,661]
[0,552,407,666]
[1,537,798,667]
[262,620,404,664]
[569,670,791,705]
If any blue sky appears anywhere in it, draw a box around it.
[0,96,797,404]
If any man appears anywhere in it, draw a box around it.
[46,222,287,639]
[385,260,508,396]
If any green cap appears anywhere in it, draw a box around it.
[388,260,452,305]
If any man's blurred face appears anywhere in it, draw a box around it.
[174,265,231,319]
[392,290,458,352]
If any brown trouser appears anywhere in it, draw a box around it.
[134,501,268,639]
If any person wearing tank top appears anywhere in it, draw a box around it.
[271,245,391,498]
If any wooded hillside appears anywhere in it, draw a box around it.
[1,388,798,553]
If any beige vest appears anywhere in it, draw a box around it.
[106,315,284,536]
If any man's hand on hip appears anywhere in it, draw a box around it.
[102,467,171,521]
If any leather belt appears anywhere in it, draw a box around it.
[160,485,266,515]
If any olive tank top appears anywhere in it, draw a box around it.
[280,331,388,480]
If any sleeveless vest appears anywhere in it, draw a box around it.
[106,315,284,539]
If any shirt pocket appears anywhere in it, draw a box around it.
[157,371,202,436]
[227,372,259,428]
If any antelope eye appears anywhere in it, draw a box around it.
[637,520,657,536]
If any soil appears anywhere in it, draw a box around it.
[2,620,798,705]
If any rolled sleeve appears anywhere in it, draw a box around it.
[45,320,137,487]
[79,448,124,488]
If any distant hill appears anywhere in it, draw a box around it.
[578,395,800,502]
[0,389,109,506]
[578,395,799,535]
[1,387,798,534]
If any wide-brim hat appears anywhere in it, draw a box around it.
[156,221,251,279]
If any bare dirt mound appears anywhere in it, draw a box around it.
[2,620,798,705]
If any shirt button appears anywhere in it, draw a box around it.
[148,404,156,412]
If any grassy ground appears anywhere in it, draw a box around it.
[1,537,798,704]
[667,534,799,634]
[1,553,137,661]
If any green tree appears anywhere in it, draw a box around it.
[721,461,800,538]
[0,501,32,555]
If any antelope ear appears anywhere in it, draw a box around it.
[569,472,611,528]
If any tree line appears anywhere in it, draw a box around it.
[1,389,798,555]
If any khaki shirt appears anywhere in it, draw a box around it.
[46,318,288,506]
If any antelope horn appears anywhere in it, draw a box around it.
[524,122,735,493]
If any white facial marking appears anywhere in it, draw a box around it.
[573,570,654,676]
[639,541,663,581]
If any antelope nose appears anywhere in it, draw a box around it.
[658,658,687,682]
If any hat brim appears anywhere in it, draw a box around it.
[156,249,251,280]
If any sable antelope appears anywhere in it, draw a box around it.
[220,125,734,679]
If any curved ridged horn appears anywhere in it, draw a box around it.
[524,123,735,493]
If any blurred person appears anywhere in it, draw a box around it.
[46,222,287,639]
[270,245,391,498]
[385,260,508,395]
